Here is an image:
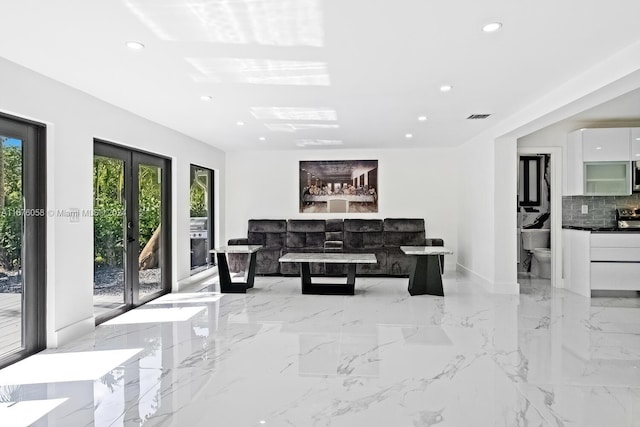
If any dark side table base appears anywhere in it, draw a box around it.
[300,262,356,295]
[216,252,257,294]
[408,255,444,296]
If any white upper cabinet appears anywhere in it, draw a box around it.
[582,128,631,161]
[632,128,640,159]
[565,128,633,196]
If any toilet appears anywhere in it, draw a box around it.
[521,229,551,279]
[531,248,551,279]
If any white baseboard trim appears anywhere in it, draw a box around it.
[456,264,519,294]
[48,316,95,348]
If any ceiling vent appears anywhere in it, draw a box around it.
[467,114,492,119]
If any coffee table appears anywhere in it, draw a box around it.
[210,245,262,293]
[278,253,377,295]
[401,246,453,296]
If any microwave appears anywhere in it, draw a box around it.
[634,161,640,192]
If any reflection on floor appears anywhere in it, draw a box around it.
[1,274,640,426]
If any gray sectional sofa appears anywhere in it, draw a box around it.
[227,218,443,277]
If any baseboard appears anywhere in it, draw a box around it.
[48,316,95,348]
[456,264,519,294]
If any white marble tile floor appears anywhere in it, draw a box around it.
[1,274,639,426]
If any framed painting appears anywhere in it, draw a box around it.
[299,160,378,213]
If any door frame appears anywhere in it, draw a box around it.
[94,140,172,323]
[517,146,563,288]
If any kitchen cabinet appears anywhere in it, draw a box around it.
[632,128,640,158]
[583,162,630,195]
[565,128,632,196]
[563,228,640,296]
[591,233,640,290]
[582,128,630,161]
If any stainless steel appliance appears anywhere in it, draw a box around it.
[616,208,640,228]
[190,217,209,268]
[633,161,640,192]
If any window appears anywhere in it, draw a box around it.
[519,156,542,207]
[190,165,214,274]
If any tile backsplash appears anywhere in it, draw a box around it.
[563,194,640,227]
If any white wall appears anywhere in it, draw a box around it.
[456,41,640,292]
[0,57,226,347]
[225,147,459,271]
[456,138,496,287]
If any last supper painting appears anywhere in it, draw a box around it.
[299,160,378,213]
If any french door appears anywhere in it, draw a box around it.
[93,140,171,323]
[0,114,46,369]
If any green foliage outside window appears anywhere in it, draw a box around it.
[0,143,23,270]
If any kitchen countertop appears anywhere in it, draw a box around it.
[562,225,640,233]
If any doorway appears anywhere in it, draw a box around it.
[93,140,171,323]
[517,146,562,288]
[0,114,46,369]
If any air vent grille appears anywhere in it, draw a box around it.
[467,114,492,119]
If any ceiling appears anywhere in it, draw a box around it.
[1,0,640,152]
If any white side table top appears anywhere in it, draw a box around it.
[211,245,262,254]
[401,246,453,256]
[279,253,377,264]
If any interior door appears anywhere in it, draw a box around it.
[93,141,171,323]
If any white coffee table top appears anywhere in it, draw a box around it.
[211,245,262,254]
[401,246,453,256]
[279,253,377,264]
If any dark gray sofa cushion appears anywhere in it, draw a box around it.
[344,219,383,249]
[286,219,326,249]
[383,218,426,247]
[383,219,429,275]
[247,219,287,274]
[343,219,385,274]
[283,220,327,275]
[326,219,344,232]
[248,219,287,233]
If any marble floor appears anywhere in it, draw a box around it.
[1,273,639,426]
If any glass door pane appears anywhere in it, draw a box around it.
[93,155,126,317]
[190,165,212,275]
[0,135,23,357]
[138,164,163,299]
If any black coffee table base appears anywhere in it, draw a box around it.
[407,255,444,296]
[216,252,257,293]
[300,262,356,295]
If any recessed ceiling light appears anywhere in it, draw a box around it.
[200,95,212,101]
[482,22,502,33]
[236,121,245,126]
[405,133,413,139]
[595,146,603,150]
[259,137,266,141]
[636,137,640,141]
[418,116,427,121]
[126,41,145,50]
[440,85,453,92]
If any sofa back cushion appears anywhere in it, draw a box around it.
[344,219,383,249]
[325,219,344,243]
[286,220,326,249]
[248,219,287,248]
[383,218,426,246]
